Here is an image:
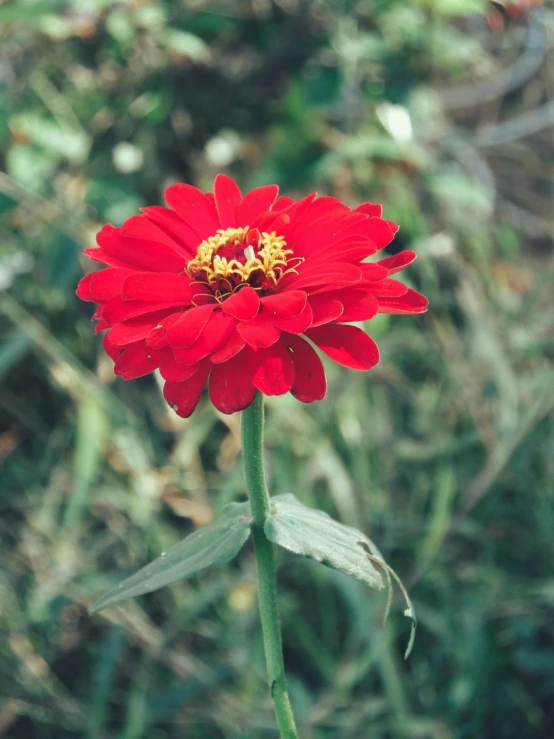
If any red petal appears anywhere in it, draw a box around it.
[214,174,242,229]
[359,263,389,282]
[107,309,177,346]
[174,312,236,363]
[96,224,186,273]
[102,297,186,326]
[221,286,260,320]
[286,335,327,402]
[357,218,398,250]
[280,263,361,292]
[211,330,246,364]
[308,296,344,327]
[378,288,428,314]
[309,238,378,265]
[255,193,316,234]
[237,313,281,348]
[355,202,383,217]
[237,185,279,225]
[261,290,307,318]
[89,268,137,301]
[84,247,137,270]
[378,250,416,274]
[103,333,122,362]
[328,217,397,250]
[145,313,181,348]
[121,214,192,259]
[164,183,220,240]
[163,364,210,418]
[249,342,295,396]
[272,302,313,334]
[306,324,380,370]
[122,273,195,302]
[76,273,94,301]
[335,290,379,322]
[292,211,368,258]
[209,353,257,414]
[365,278,408,297]
[273,195,294,210]
[142,206,201,253]
[113,343,164,379]
[166,304,215,348]
[160,358,208,382]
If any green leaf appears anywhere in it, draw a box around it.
[265,494,416,658]
[265,494,385,589]
[90,502,252,614]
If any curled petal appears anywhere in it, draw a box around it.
[378,288,429,314]
[336,291,379,322]
[114,343,166,379]
[272,302,313,334]
[108,309,177,346]
[355,202,383,217]
[160,358,208,382]
[365,279,409,298]
[163,363,211,418]
[146,313,181,348]
[286,335,327,403]
[378,250,416,274]
[306,324,380,371]
[174,312,236,364]
[237,313,280,348]
[222,286,260,320]
[249,342,295,396]
[308,296,344,327]
[167,304,216,348]
[211,330,246,364]
[261,290,306,318]
[209,352,257,414]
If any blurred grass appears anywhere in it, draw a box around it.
[1,0,554,737]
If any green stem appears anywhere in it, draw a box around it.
[241,393,299,739]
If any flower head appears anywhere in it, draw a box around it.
[77,175,427,416]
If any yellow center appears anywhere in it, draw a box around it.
[186,226,301,299]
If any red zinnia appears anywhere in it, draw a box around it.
[77,175,427,416]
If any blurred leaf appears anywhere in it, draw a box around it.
[64,388,110,529]
[164,29,210,62]
[0,333,32,380]
[10,113,91,164]
[6,144,58,191]
[424,0,487,16]
[90,501,252,613]
[0,0,65,22]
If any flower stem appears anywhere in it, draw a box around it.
[241,392,299,739]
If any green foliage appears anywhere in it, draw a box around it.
[91,501,252,613]
[2,1,554,738]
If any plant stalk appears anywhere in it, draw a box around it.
[241,392,299,739]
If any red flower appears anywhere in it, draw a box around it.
[77,175,427,416]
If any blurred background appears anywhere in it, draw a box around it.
[1,0,554,737]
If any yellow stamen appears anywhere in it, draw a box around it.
[186,226,301,297]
